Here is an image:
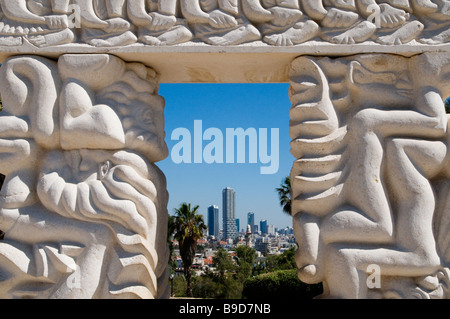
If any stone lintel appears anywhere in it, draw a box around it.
[0,42,448,83]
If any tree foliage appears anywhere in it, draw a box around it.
[265,247,297,270]
[170,202,207,297]
[174,246,322,299]
[235,245,257,279]
[276,176,291,216]
[242,269,323,299]
[213,247,235,280]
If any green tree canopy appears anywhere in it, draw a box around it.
[235,245,257,279]
[213,247,235,280]
[170,202,207,297]
[276,176,291,216]
[266,246,297,271]
[242,269,323,299]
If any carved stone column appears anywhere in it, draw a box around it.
[0,54,170,299]
[290,52,450,299]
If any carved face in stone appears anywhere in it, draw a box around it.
[58,54,168,163]
[36,148,168,299]
[37,149,165,241]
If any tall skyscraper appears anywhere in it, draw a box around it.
[207,205,219,237]
[260,219,268,234]
[247,212,255,233]
[222,187,237,240]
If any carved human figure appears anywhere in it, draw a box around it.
[299,0,424,44]
[414,0,450,44]
[57,54,170,297]
[291,53,450,298]
[0,54,170,298]
[0,55,113,299]
[299,0,376,44]
[75,0,137,47]
[355,0,425,45]
[127,0,193,45]
[323,54,448,298]
[58,54,168,163]
[241,0,319,46]
[37,149,170,299]
[0,0,75,47]
[180,0,261,45]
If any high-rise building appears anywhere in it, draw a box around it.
[260,219,268,234]
[247,212,255,233]
[222,187,237,239]
[267,224,275,235]
[207,205,219,237]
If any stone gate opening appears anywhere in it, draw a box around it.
[0,0,448,300]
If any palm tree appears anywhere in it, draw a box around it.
[276,176,291,216]
[170,202,207,297]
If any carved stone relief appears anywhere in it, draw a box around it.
[290,52,450,299]
[0,0,448,302]
[0,54,169,299]
[0,0,448,47]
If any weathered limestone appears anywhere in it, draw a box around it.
[0,0,447,47]
[290,53,450,299]
[0,0,448,299]
[0,54,169,299]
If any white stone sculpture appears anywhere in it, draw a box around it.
[0,0,75,47]
[58,54,168,162]
[77,0,137,47]
[290,53,450,299]
[415,0,450,44]
[0,0,446,47]
[242,0,319,46]
[127,0,193,45]
[0,0,448,302]
[0,54,170,299]
[302,0,378,44]
[180,0,261,45]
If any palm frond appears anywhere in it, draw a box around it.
[276,176,292,216]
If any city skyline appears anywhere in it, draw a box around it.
[158,83,294,230]
[206,200,287,238]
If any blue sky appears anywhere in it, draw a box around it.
[158,83,294,230]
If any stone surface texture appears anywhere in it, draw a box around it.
[290,52,450,299]
[0,0,447,47]
[0,53,170,299]
[0,0,448,299]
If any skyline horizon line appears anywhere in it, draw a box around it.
[169,185,293,231]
